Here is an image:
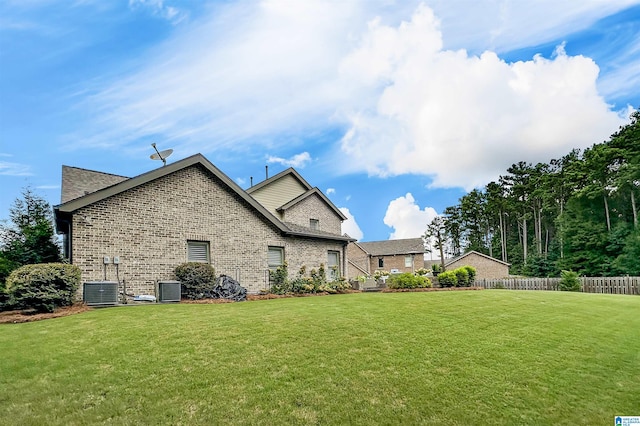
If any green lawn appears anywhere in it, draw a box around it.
[1,291,639,425]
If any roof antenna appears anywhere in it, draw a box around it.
[150,143,173,167]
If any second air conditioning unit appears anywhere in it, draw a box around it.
[158,280,181,303]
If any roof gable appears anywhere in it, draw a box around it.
[246,167,312,194]
[445,250,511,267]
[277,188,347,221]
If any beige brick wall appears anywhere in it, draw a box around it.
[282,194,342,234]
[370,254,419,275]
[346,243,370,278]
[71,164,346,296]
[446,253,509,279]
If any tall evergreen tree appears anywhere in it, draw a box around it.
[0,188,61,282]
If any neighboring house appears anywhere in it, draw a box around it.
[347,238,426,279]
[54,154,352,297]
[426,251,510,279]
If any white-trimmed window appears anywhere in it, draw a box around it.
[405,255,412,268]
[187,241,210,263]
[310,219,319,230]
[268,246,284,271]
[328,251,340,281]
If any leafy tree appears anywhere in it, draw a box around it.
[436,108,639,277]
[613,228,640,275]
[0,188,61,282]
[424,216,447,272]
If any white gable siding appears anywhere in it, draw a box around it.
[249,174,307,219]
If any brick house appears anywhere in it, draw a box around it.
[54,154,352,297]
[443,251,510,279]
[424,251,510,279]
[346,238,426,279]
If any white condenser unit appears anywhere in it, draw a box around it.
[158,281,181,303]
[83,281,119,306]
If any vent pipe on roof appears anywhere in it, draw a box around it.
[250,176,253,187]
[265,165,269,179]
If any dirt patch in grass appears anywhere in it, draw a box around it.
[0,304,92,324]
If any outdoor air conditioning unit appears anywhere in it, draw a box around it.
[83,281,119,306]
[158,281,181,303]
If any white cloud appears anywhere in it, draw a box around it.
[383,193,437,240]
[71,1,636,190]
[0,161,32,176]
[235,177,247,186]
[35,185,60,190]
[338,5,629,190]
[267,152,312,168]
[339,207,363,241]
[326,188,335,194]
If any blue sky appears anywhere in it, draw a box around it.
[1,0,639,242]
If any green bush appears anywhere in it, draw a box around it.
[0,280,9,312]
[387,273,432,289]
[5,263,81,313]
[437,270,457,288]
[319,277,352,294]
[174,262,216,299]
[269,263,352,295]
[269,262,290,295]
[462,266,477,286]
[453,268,469,287]
[559,270,581,292]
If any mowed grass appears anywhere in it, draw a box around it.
[1,291,639,425]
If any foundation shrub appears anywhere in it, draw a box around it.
[462,266,477,286]
[174,262,216,299]
[387,273,432,289]
[5,263,81,313]
[437,270,458,288]
[454,268,469,287]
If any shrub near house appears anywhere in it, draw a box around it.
[387,273,432,289]
[4,263,81,313]
[437,266,477,288]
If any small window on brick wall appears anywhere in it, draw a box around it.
[310,219,319,230]
[328,251,340,281]
[187,241,210,263]
[378,258,384,268]
[268,246,284,271]
[405,256,412,267]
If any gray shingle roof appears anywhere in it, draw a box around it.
[357,238,426,256]
[61,166,129,203]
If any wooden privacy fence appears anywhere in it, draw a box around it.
[475,276,640,295]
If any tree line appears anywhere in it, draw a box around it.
[424,109,640,277]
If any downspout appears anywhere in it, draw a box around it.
[342,243,347,279]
